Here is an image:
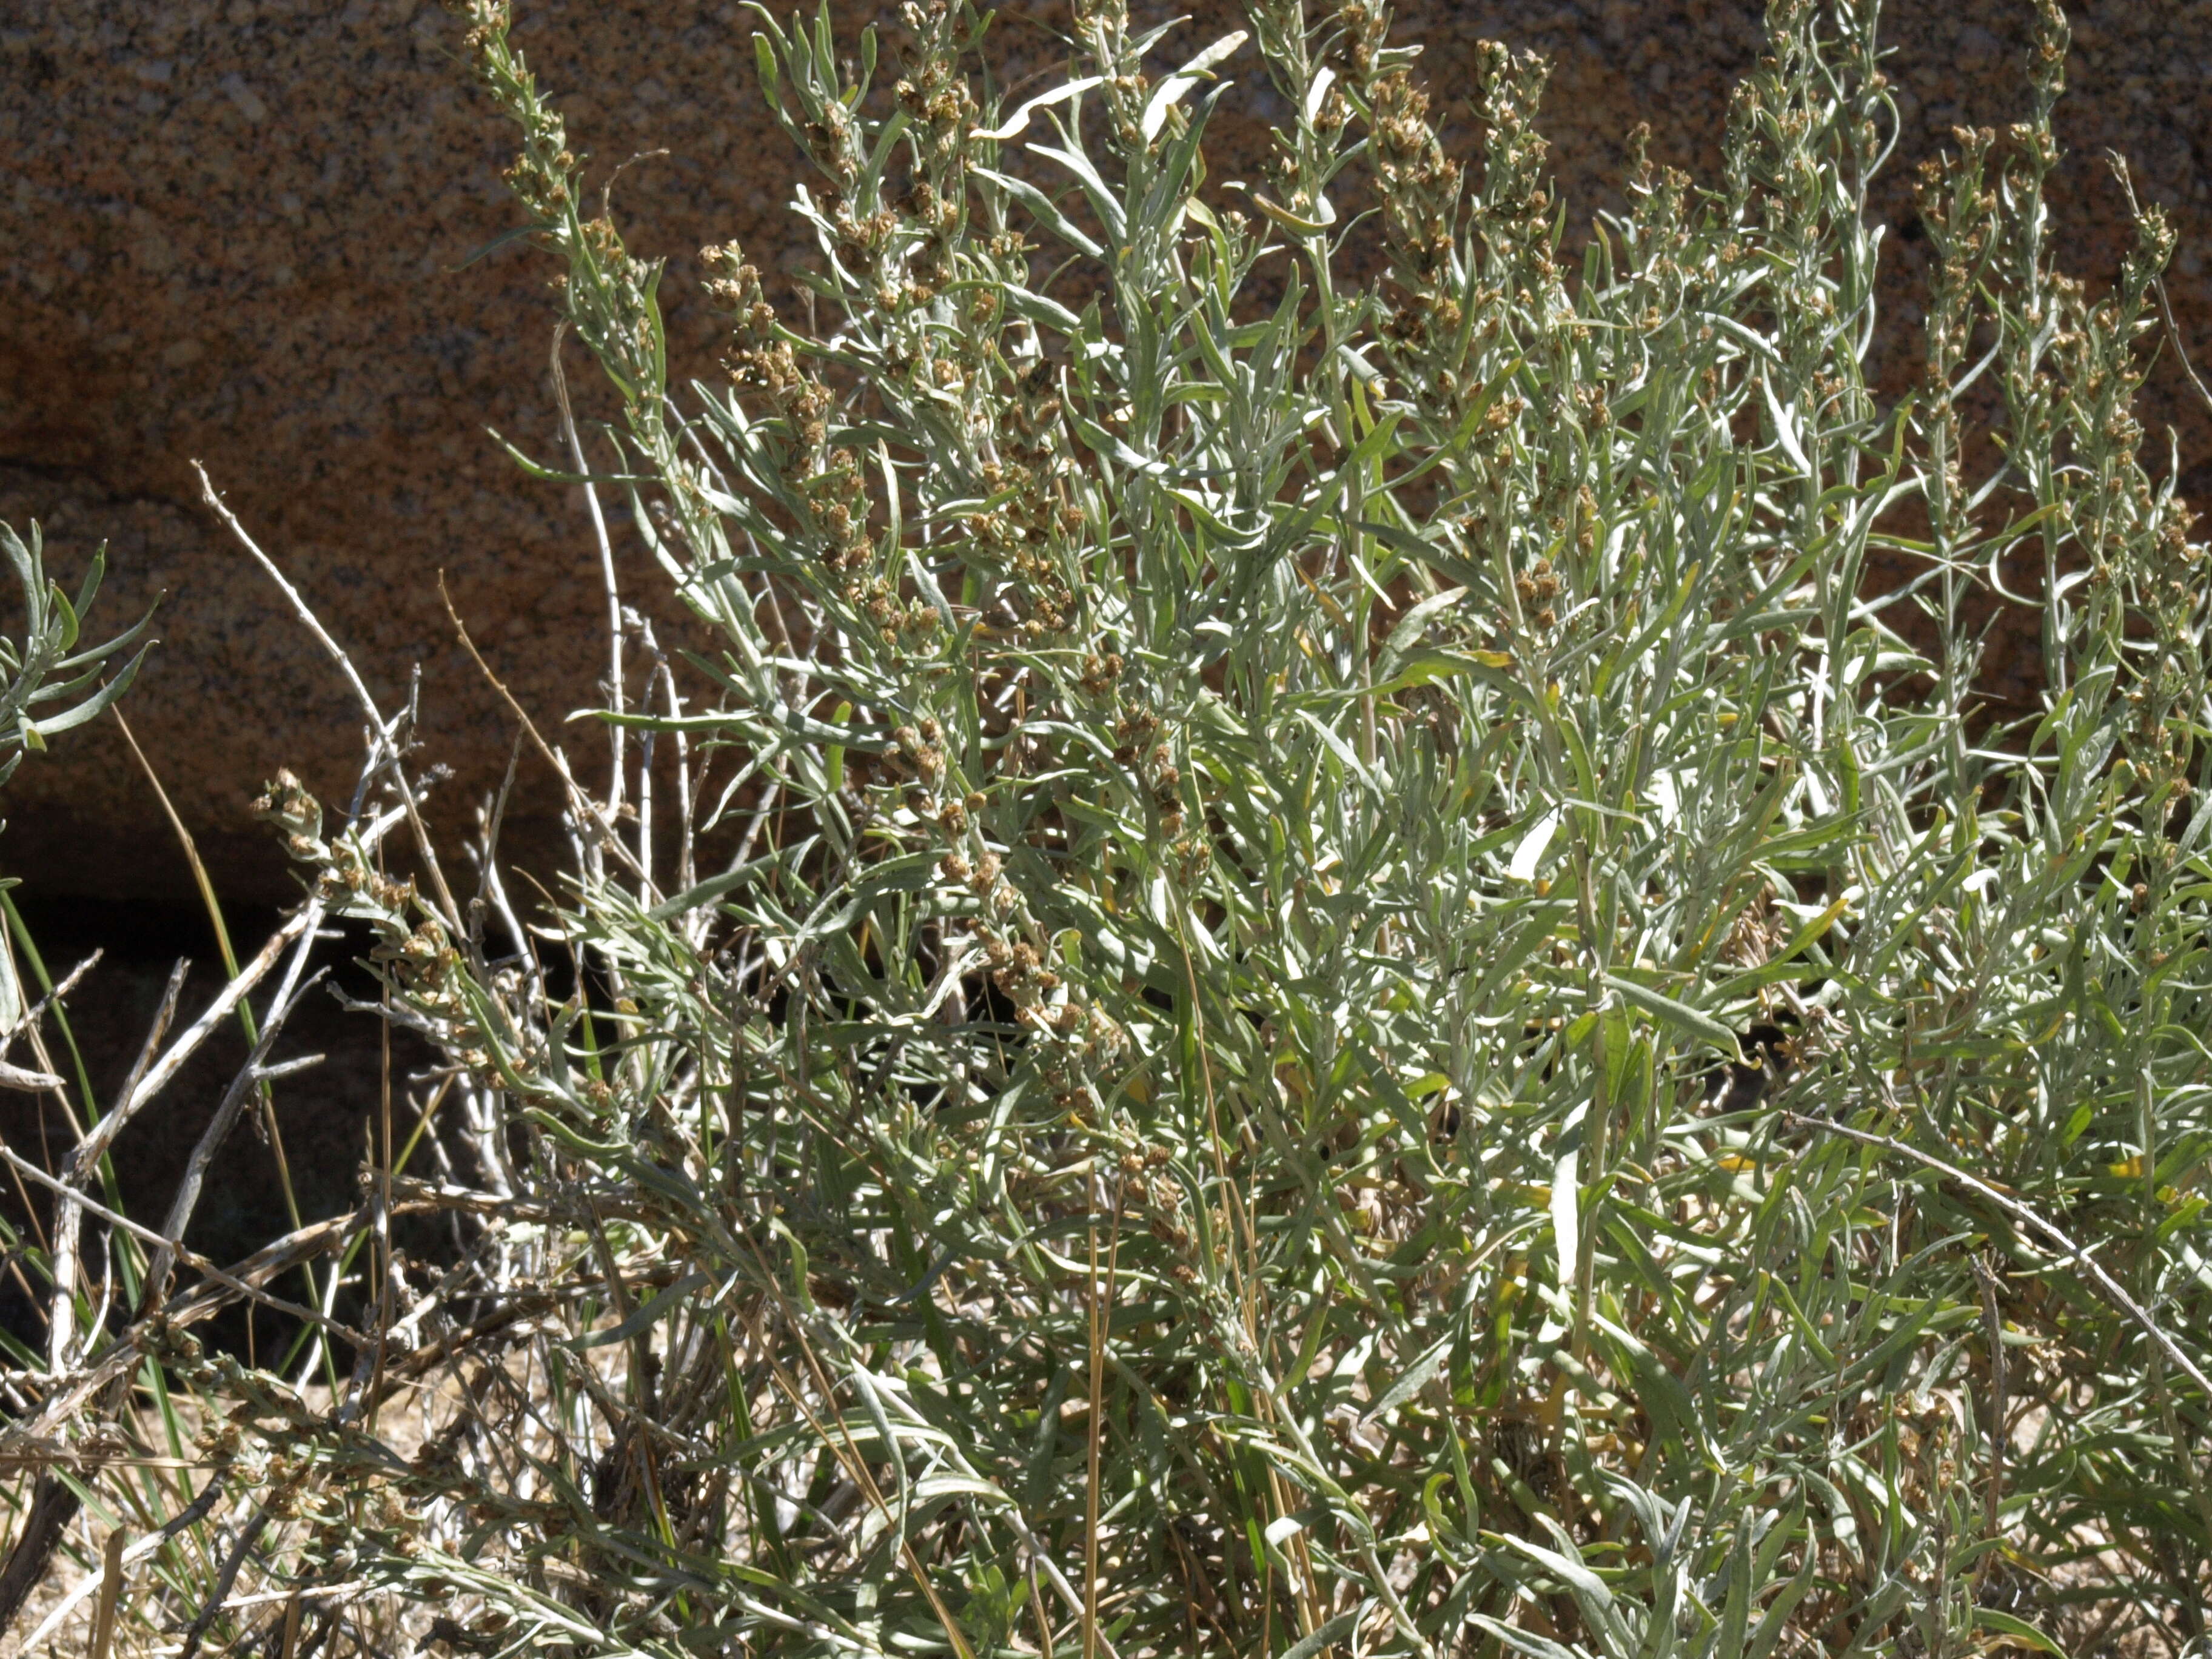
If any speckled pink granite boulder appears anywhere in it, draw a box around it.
[4,0,2208,901]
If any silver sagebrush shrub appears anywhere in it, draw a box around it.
[2,0,2208,1652]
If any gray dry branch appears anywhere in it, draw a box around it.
[2,0,2211,1654]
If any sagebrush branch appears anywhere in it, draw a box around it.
[1788,1112,2212,1401]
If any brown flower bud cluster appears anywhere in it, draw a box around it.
[1339,5,1463,381]
[981,936,1068,1028]
[253,770,417,931]
[875,642,1120,1019]
[1914,133,2000,487]
[742,0,977,375]
[253,773,493,1074]
[891,0,979,277]
[2091,229,2202,815]
[1067,0,1153,153]
[437,0,571,225]
[1079,650,1125,700]
[701,250,937,651]
[700,241,776,343]
[1109,706,1179,831]
[893,719,947,793]
[1513,555,1561,635]
[970,363,1080,637]
[2028,183,2204,824]
[252,766,326,865]
[1105,703,1213,883]
[1468,43,1558,292]
[447,0,664,415]
[786,7,971,313]
[1119,1143,1200,1264]
[880,710,1127,1098]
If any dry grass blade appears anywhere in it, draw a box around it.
[85,1527,124,1659]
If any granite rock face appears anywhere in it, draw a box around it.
[4,0,2210,904]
